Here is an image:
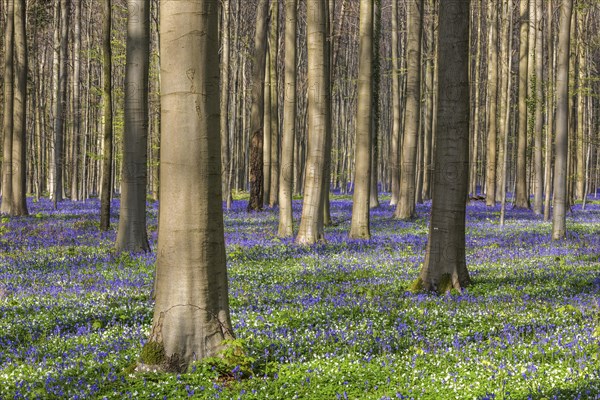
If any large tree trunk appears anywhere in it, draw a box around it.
[277,0,297,238]
[349,0,373,239]
[247,0,270,212]
[99,0,113,231]
[143,0,234,371]
[551,0,573,240]
[485,0,498,207]
[416,0,471,293]
[1,0,15,214]
[116,0,150,252]
[515,0,530,209]
[296,0,330,245]
[395,0,424,220]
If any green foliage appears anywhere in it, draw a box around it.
[139,341,165,365]
[408,277,424,293]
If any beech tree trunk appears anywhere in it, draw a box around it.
[296,0,330,245]
[515,0,530,208]
[395,0,424,220]
[99,0,113,231]
[417,0,471,293]
[1,0,15,214]
[389,0,400,206]
[144,0,234,371]
[116,0,150,252]
[552,0,573,240]
[349,0,373,239]
[247,0,270,212]
[485,0,498,207]
[277,0,297,238]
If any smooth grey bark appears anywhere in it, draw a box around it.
[417,0,471,292]
[52,0,70,207]
[263,50,272,205]
[296,0,330,245]
[533,0,544,214]
[247,0,270,212]
[369,0,381,209]
[389,0,400,206]
[10,0,27,215]
[1,0,15,214]
[100,0,113,231]
[116,0,150,253]
[544,0,554,221]
[220,0,232,209]
[349,0,373,239]
[551,0,573,240]
[515,0,530,209]
[395,0,424,220]
[269,0,280,208]
[71,0,82,201]
[277,0,297,238]
[485,0,498,207]
[144,0,234,371]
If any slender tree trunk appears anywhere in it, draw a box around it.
[470,1,482,197]
[533,0,544,214]
[269,1,280,207]
[551,0,573,240]
[144,0,234,371]
[369,0,381,209]
[99,0,113,231]
[116,0,150,252]
[296,0,330,245]
[10,0,27,215]
[278,0,297,238]
[71,0,82,201]
[263,51,272,204]
[389,0,400,206]
[417,0,471,293]
[349,0,373,239]
[52,0,70,207]
[220,0,232,209]
[485,0,498,206]
[1,0,15,214]
[247,0,270,212]
[395,0,424,220]
[515,0,530,208]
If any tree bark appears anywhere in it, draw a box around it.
[145,0,234,370]
[247,0,270,212]
[99,0,113,231]
[220,0,232,209]
[389,0,400,206]
[269,0,280,207]
[71,0,82,201]
[515,0,530,208]
[296,0,330,245]
[278,0,297,238]
[551,0,573,240]
[417,0,471,293]
[349,0,373,239]
[395,0,424,220]
[485,0,498,207]
[533,0,544,214]
[116,0,150,252]
[10,0,27,215]
[1,0,15,214]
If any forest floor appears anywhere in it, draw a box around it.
[1,195,600,399]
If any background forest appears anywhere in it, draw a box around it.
[2,0,600,399]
